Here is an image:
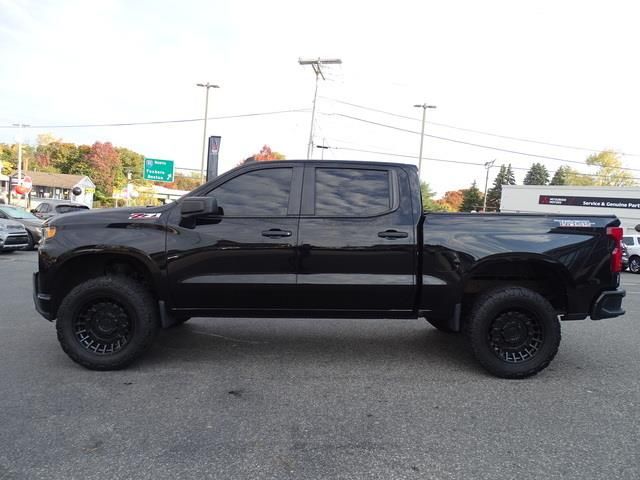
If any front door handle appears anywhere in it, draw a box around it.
[262,229,292,238]
[378,230,409,239]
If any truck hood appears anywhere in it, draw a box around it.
[47,205,173,228]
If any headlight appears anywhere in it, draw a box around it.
[42,226,57,240]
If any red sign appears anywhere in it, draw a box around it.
[14,176,33,195]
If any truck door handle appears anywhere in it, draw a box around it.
[262,229,292,238]
[378,230,409,239]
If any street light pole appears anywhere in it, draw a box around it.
[413,103,436,179]
[196,82,220,183]
[299,58,342,159]
[483,159,496,212]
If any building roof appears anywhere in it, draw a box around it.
[10,171,94,189]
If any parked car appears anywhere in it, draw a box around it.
[0,218,29,252]
[31,200,90,220]
[623,234,640,273]
[0,204,43,250]
[34,160,626,378]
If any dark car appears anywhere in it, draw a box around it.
[0,204,43,249]
[31,200,90,221]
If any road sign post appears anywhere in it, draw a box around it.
[143,158,175,183]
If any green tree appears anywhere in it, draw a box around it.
[421,182,448,212]
[586,150,635,186]
[459,181,484,212]
[505,164,516,185]
[117,147,145,181]
[0,144,15,175]
[485,165,507,211]
[550,166,570,185]
[523,162,549,185]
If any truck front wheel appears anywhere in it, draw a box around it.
[56,275,159,370]
[467,287,560,379]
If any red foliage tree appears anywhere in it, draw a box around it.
[86,142,122,195]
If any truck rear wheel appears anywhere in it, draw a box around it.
[56,275,159,370]
[467,287,560,379]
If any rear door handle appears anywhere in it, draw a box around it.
[378,230,409,239]
[262,229,292,238]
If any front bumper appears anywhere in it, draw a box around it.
[591,289,626,320]
[33,272,54,321]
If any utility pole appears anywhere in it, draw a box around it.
[299,58,342,159]
[316,139,330,160]
[483,159,496,212]
[11,123,30,206]
[196,82,220,183]
[413,104,436,179]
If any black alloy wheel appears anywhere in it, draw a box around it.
[629,256,640,274]
[487,311,543,363]
[73,300,133,355]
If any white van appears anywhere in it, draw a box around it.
[623,234,640,273]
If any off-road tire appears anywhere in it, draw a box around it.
[56,275,159,370]
[468,287,561,379]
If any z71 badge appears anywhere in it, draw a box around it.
[128,212,162,220]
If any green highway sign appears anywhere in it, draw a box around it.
[143,158,174,182]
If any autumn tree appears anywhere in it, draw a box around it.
[254,145,285,161]
[460,181,484,212]
[523,163,549,185]
[421,182,448,212]
[86,142,123,198]
[436,190,464,211]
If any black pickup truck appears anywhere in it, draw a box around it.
[33,160,626,378]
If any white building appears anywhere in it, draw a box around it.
[11,171,96,208]
[501,185,640,233]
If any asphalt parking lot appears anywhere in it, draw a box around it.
[0,250,638,480]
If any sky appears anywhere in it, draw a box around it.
[1,0,639,195]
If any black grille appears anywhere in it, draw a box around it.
[5,235,28,245]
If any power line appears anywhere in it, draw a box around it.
[0,109,308,129]
[320,112,640,174]
[323,144,640,183]
[320,96,640,158]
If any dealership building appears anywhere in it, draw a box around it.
[501,185,640,233]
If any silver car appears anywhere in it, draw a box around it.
[0,218,29,252]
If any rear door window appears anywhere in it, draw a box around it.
[314,168,391,217]
[623,237,635,246]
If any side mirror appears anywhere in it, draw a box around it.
[180,196,218,218]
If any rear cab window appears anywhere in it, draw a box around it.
[56,205,89,214]
[313,167,392,217]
